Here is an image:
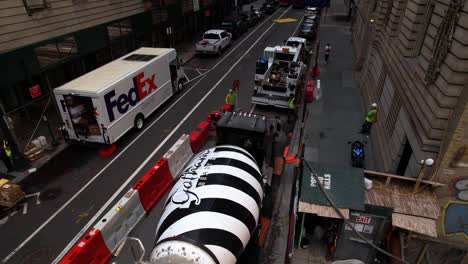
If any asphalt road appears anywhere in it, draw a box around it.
[0,6,304,264]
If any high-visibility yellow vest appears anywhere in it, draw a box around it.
[225,93,235,105]
[288,98,295,109]
[3,140,11,157]
[365,109,377,123]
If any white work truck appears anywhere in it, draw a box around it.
[195,29,232,56]
[54,47,186,144]
[252,39,307,108]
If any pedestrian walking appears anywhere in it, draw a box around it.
[361,103,377,134]
[225,89,236,109]
[0,139,13,172]
[324,43,331,64]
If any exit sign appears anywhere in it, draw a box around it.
[355,215,372,224]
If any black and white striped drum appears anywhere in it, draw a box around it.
[150,145,264,264]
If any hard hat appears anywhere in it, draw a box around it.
[229,89,233,93]
[371,103,377,108]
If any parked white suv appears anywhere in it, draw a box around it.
[195,29,232,56]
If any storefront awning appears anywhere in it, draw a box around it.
[300,162,365,212]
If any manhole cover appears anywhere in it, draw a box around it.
[40,188,62,201]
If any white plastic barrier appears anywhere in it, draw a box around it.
[94,188,146,254]
[313,79,322,101]
[163,134,194,178]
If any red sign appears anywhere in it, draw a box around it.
[29,85,42,98]
[355,215,372,224]
[233,80,240,91]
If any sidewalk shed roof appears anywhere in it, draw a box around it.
[300,162,365,212]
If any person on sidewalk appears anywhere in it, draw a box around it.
[324,43,331,64]
[361,103,377,134]
[225,89,236,110]
[0,139,13,172]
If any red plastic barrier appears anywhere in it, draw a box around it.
[219,104,233,113]
[306,80,314,103]
[189,121,210,153]
[132,158,173,212]
[59,228,111,264]
[98,144,117,158]
[310,64,320,78]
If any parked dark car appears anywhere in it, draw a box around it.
[303,14,320,24]
[263,3,277,14]
[221,16,248,39]
[298,23,317,40]
[241,12,260,27]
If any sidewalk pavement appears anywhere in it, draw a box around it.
[303,0,374,172]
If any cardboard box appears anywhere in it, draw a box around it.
[0,184,25,208]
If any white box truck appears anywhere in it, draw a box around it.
[54,47,187,144]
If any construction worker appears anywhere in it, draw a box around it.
[225,89,236,109]
[0,139,13,172]
[288,94,297,121]
[324,43,331,64]
[361,103,377,134]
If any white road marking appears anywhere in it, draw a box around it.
[196,69,202,75]
[25,192,41,205]
[249,104,256,114]
[51,6,291,264]
[22,203,28,215]
[292,15,304,36]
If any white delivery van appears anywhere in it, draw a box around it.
[54,47,186,144]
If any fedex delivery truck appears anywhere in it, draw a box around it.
[54,47,186,144]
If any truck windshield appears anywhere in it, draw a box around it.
[203,33,220,40]
[286,41,300,47]
[256,61,268,74]
[276,52,295,61]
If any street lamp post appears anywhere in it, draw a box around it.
[414,158,434,192]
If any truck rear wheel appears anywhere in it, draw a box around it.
[178,81,184,92]
[134,114,144,131]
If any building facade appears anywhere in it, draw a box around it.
[0,0,232,171]
[351,0,468,253]
[352,0,468,177]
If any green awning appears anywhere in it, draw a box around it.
[300,161,365,211]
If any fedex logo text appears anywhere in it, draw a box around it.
[104,72,157,122]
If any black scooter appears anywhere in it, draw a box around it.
[348,140,366,168]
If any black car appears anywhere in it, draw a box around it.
[221,16,248,39]
[263,3,277,14]
[241,12,260,27]
[299,23,317,40]
[303,14,320,24]
[252,8,265,19]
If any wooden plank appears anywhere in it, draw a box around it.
[415,242,428,264]
[392,213,437,238]
[364,170,445,186]
[0,7,27,18]
[298,202,350,219]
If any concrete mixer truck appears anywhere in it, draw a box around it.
[150,112,275,264]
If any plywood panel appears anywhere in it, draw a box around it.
[392,213,437,237]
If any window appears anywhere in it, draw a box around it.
[35,36,77,68]
[23,0,47,16]
[221,32,229,38]
[412,3,434,56]
[107,19,133,41]
[203,33,220,40]
[123,54,157,62]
